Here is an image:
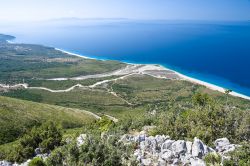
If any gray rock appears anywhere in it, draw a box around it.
[0,161,12,166]
[172,158,181,165]
[34,148,41,155]
[140,141,147,150]
[180,154,192,165]
[214,138,230,152]
[141,158,152,166]
[222,144,236,154]
[158,158,167,166]
[171,140,187,156]
[139,134,146,142]
[192,137,205,159]
[190,158,206,166]
[204,145,215,154]
[186,141,193,154]
[161,140,175,151]
[160,149,174,161]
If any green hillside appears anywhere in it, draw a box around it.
[0,96,96,145]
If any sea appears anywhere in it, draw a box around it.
[1,19,250,96]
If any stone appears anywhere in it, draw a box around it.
[140,141,147,150]
[171,140,187,156]
[180,154,192,165]
[158,158,167,166]
[172,158,181,165]
[214,138,230,152]
[161,140,175,151]
[35,148,41,155]
[160,149,174,161]
[186,141,193,154]
[222,144,236,154]
[0,161,12,166]
[141,158,152,166]
[204,145,215,154]
[76,134,87,146]
[190,158,206,166]
[192,137,205,159]
[139,134,146,142]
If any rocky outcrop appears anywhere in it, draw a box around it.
[120,133,239,166]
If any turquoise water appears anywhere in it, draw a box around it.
[3,20,250,96]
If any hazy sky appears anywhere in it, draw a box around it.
[1,0,250,21]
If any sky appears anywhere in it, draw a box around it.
[0,0,250,22]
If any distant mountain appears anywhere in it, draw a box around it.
[0,34,15,42]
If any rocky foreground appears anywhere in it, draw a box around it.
[120,132,239,166]
[0,131,240,166]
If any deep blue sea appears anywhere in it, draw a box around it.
[1,20,250,96]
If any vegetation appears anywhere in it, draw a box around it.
[5,121,62,163]
[204,152,221,166]
[0,40,125,83]
[0,96,95,145]
[28,157,46,166]
[0,35,249,165]
[223,143,250,166]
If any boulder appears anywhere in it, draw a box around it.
[141,158,152,166]
[158,158,167,166]
[146,136,157,152]
[186,141,193,154]
[171,140,187,156]
[160,149,174,161]
[35,148,41,155]
[214,138,230,152]
[0,161,12,166]
[161,140,175,151]
[192,137,205,159]
[139,134,146,142]
[221,144,236,154]
[190,158,206,166]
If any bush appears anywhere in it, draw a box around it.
[5,121,62,163]
[223,143,250,166]
[28,157,46,166]
[204,152,221,166]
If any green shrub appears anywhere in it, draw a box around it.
[28,157,46,166]
[223,143,250,166]
[5,121,62,163]
[204,152,221,166]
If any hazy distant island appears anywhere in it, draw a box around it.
[0,34,249,166]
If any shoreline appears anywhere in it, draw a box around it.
[5,39,250,100]
[55,47,250,101]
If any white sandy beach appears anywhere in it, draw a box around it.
[56,48,250,101]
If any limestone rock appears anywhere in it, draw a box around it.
[161,140,174,151]
[160,149,174,161]
[35,148,41,155]
[141,158,152,166]
[171,140,187,156]
[191,137,205,159]
[186,141,193,154]
[214,138,230,152]
[190,158,206,166]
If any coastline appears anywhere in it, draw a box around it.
[5,39,250,100]
[55,47,250,101]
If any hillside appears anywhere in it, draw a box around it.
[0,96,96,145]
[0,35,249,165]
